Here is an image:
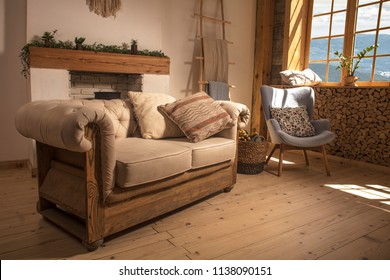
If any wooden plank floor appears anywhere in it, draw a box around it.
[1,151,389,260]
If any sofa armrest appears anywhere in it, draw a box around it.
[15,100,115,152]
[15,100,116,200]
[215,101,250,140]
[218,101,251,129]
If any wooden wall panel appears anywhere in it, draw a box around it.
[251,0,274,136]
[284,0,309,71]
[251,0,311,138]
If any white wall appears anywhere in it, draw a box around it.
[27,0,164,50]
[225,0,257,108]
[29,69,70,101]
[1,0,256,162]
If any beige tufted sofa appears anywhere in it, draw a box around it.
[15,97,250,250]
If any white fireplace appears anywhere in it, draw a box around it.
[29,68,170,101]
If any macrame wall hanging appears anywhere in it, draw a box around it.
[86,0,122,18]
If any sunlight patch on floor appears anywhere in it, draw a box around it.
[366,184,390,193]
[324,184,390,200]
[269,157,296,165]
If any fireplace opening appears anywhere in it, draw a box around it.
[69,71,143,99]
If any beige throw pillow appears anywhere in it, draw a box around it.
[128,91,185,139]
[158,91,233,143]
[280,68,322,86]
[270,105,316,137]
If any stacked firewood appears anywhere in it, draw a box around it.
[313,87,389,167]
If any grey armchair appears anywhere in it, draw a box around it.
[260,85,335,176]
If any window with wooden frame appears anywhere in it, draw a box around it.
[307,0,390,86]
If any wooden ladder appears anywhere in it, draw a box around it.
[195,0,234,92]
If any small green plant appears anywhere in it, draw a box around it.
[41,29,58,46]
[334,44,378,76]
[130,39,138,54]
[137,49,166,57]
[20,42,37,78]
[74,37,86,50]
[75,37,86,45]
[121,42,130,51]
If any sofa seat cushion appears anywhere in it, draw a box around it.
[158,137,236,168]
[115,138,192,188]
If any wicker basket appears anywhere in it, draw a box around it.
[237,138,268,174]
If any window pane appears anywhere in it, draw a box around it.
[331,11,346,35]
[356,4,380,31]
[309,62,327,81]
[377,32,390,55]
[333,0,347,11]
[313,0,332,15]
[354,32,376,56]
[312,15,331,37]
[330,37,344,59]
[328,61,342,82]
[374,56,390,81]
[358,0,378,6]
[310,39,329,60]
[354,58,373,81]
[380,1,390,29]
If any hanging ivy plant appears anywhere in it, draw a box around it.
[20,30,168,78]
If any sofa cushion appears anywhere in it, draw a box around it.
[158,137,236,168]
[158,91,234,143]
[128,91,185,139]
[115,138,191,188]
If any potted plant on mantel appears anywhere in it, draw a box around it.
[130,39,138,55]
[334,44,378,86]
[74,37,86,50]
[41,30,58,47]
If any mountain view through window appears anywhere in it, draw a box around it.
[309,34,390,81]
[308,0,390,83]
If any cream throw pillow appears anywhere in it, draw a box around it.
[280,68,322,86]
[128,91,185,139]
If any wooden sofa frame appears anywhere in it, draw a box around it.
[36,124,237,250]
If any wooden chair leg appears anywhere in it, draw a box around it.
[321,145,331,176]
[265,144,278,165]
[278,144,284,176]
[303,149,309,166]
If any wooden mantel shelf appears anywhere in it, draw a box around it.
[29,47,170,75]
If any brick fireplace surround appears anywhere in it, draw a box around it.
[69,71,143,99]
